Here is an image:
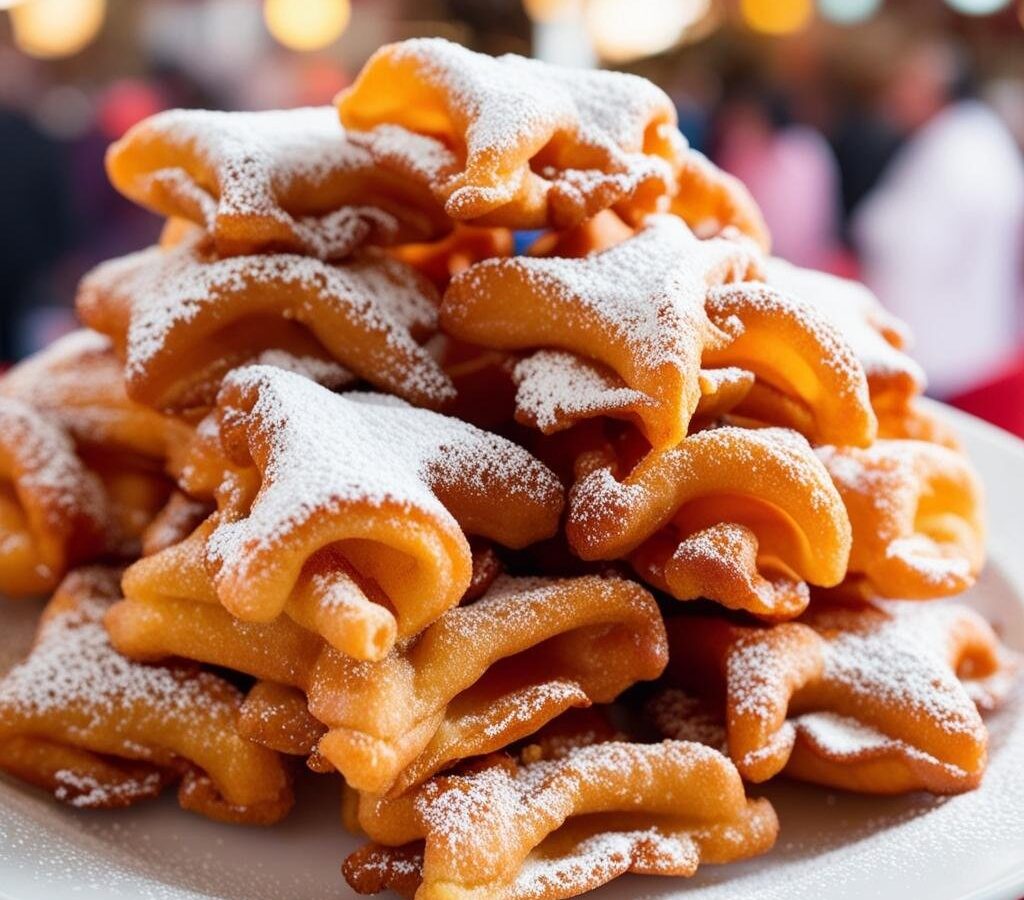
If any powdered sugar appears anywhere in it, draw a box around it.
[111,108,456,259]
[765,257,925,396]
[77,231,453,407]
[204,366,561,580]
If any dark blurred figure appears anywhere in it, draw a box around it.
[830,101,904,228]
[0,108,72,360]
[853,39,1024,400]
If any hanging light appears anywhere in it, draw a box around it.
[945,0,1009,13]
[817,0,881,24]
[584,0,712,63]
[10,0,106,59]
[741,0,813,34]
[263,0,350,52]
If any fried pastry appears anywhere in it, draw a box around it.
[764,257,925,412]
[122,364,562,660]
[391,224,513,288]
[671,150,770,250]
[108,107,454,259]
[0,568,292,822]
[343,740,778,899]
[661,599,1016,793]
[0,329,192,467]
[76,229,452,412]
[338,37,684,229]
[108,572,667,796]
[817,440,984,598]
[0,398,108,597]
[568,426,851,619]
[442,215,763,449]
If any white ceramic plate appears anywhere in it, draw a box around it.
[1,402,1023,900]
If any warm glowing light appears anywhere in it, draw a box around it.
[0,0,28,8]
[742,0,813,34]
[945,0,1009,13]
[263,0,350,52]
[10,0,106,59]
[585,0,712,62]
[818,0,881,24]
[522,0,579,23]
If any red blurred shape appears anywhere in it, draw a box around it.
[98,79,166,140]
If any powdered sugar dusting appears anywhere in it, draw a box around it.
[113,108,455,259]
[205,366,561,580]
[765,257,925,395]
[78,231,452,406]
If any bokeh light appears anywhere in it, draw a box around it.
[522,0,579,23]
[585,0,712,62]
[818,0,882,24]
[742,0,813,34]
[0,0,28,8]
[9,0,106,59]
[263,0,350,52]
[945,0,1009,13]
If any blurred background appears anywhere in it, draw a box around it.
[1,0,1022,434]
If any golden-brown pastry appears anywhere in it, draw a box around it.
[391,224,513,289]
[442,215,763,449]
[817,440,984,598]
[107,572,667,796]
[0,568,292,822]
[0,329,192,466]
[338,37,684,229]
[123,364,562,659]
[76,229,452,412]
[661,598,1016,794]
[671,150,771,251]
[107,107,454,259]
[343,740,778,899]
[0,398,108,597]
[764,257,925,413]
[567,426,851,619]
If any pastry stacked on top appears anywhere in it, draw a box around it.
[0,37,1015,900]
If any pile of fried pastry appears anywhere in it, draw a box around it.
[0,38,1017,900]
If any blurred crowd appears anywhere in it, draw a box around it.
[1,0,1023,432]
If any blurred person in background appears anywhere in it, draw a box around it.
[0,51,72,361]
[715,84,842,270]
[852,38,1024,402]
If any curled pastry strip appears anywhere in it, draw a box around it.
[108,572,668,796]
[764,257,925,411]
[0,329,193,466]
[818,440,984,598]
[343,741,778,900]
[568,426,851,619]
[0,398,109,597]
[76,230,452,412]
[442,215,761,449]
[703,282,876,447]
[0,568,292,822]
[339,37,684,229]
[663,600,1016,793]
[511,350,754,437]
[107,107,454,259]
[132,365,560,658]
[670,149,771,251]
